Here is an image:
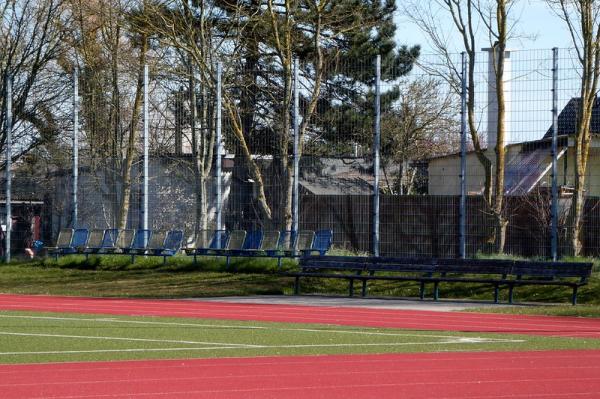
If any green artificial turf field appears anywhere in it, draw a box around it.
[1,310,599,364]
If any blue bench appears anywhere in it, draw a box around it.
[302,229,333,256]
[122,229,152,262]
[185,230,230,264]
[47,228,90,260]
[147,230,184,264]
[82,229,120,259]
[184,229,334,268]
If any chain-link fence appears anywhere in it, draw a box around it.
[2,47,599,260]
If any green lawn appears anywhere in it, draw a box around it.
[0,255,599,316]
[0,310,598,364]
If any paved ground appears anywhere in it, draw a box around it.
[194,295,519,311]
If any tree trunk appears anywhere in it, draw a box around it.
[280,61,293,231]
[117,36,148,230]
[570,98,592,256]
[190,63,204,234]
[492,2,508,254]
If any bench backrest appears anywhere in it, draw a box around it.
[368,257,438,273]
[131,229,152,250]
[72,229,90,248]
[301,256,437,273]
[311,230,333,255]
[260,231,280,251]
[435,258,514,275]
[299,256,593,281]
[242,230,263,250]
[87,229,105,248]
[300,256,368,271]
[512,261,593,279]
[117,229,135,249]
[208,230,230,249]
[55,228,74,248]
[148,230,167,249]
[227,230,246,250]
[101,229,119,248]
[296,231,314,251]
[164,230,184,252]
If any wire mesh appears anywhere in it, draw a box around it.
[2,42,600,260]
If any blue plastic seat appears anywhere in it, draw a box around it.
[123,229,152,254]
[302,229,333,256]
[47,228,89,259]
[148,230,184,264]
[85,229,119,254]
[228,230,263,256]
[194,230,230,255]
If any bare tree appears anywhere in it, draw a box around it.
[547,0,600,256]
[0,0,69,167]
[403,0,515,252]
[67,0,150,229]
[380,78,460,194]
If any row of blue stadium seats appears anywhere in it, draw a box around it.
[45,228,333,266]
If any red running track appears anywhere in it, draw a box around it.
[0,294,599,338]
[1,294,600,398]
[2,351,600,398]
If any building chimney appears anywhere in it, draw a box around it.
[482,46,511,150]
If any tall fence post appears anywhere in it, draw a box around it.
[142,64,149,231]
[551,47,559,261]
[72,67,79,228]
[373,55,381,257]
[292,58,300,236]
[4,75,12,263]
[459,52,468,259]
[215,62,223,231]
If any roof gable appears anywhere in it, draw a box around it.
[543,97,600,138]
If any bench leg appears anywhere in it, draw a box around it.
[131,254,135,263]
[349,279,354,297]
[508,285,514,304]
[294,276,300,295]
[434,282,439,301]
[277,257,282,270]
[193,254,197,265]
[361,279,368,297]
[163,256,167,266]
[572,286,578,306]
[419,282,425,300]
[494,284,499,304]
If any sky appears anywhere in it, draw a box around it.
[394,1,574,54]
[391,1,580,144]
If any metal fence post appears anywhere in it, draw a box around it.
[292,58,300,236]
[4,75,12,263]
[459,52,468,259]
[72,67,79,228]
[215,62,223,231]
[373,55,381,257]
[142,64,149,231]
[551,48,559,261]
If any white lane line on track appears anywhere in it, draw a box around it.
[0,314,525,345]
[0,331,260,347]
[3,302,598,334]
[0,314,526,341]
[0,314,267,330]
[0,337,524,357]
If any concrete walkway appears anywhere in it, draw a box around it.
[194,295,519,311]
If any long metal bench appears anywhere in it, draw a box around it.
[285,256,593,305]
